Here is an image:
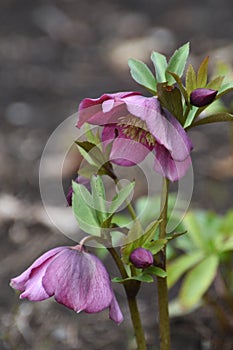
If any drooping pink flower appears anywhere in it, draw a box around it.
[130,247,154,269]
[77,92,193,181]
[10,245,123,324]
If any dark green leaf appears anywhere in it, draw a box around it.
[151,51,167,83]
[166,42,190,84]
[145,266,167,278]
[167,71,189,103]
[128,58,157,92]
[157,83,184,125]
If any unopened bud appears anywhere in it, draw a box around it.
[130,247,153,269]
[190,88,217,107]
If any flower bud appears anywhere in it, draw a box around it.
[130,247,153,269]
[190,88,217,107]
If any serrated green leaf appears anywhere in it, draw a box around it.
[167,251,204,288]
[151,51,167,83]
[76,141,106,166]
[179,255,219,308]
[197,56,209,88]
[91,176,107,224]
[109,181,135,215]
[166,42,190,84]
[191,112,233,127]
[128,58,157,92]
[72,181,101,235]
[186,64,196,95]
[145,266,167,278]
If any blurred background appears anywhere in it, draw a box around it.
[0,0,233,349]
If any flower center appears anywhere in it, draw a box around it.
[117,115,156,146]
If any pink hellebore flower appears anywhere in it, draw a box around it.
[77,92,193,181]
[10,245,123,324]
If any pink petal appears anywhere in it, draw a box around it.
[10,246,67,296]
[110,137,151,166]
[123,95,192,161]
[109,295,124,324]
[77,92,141,128]
[154,144,192,181]
[42,248,113,314]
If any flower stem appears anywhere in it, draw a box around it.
[127,295,147,350]
[157,177,171,350]
[108,247,147,349]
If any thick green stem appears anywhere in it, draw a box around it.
[108,247,147,350]
[157,178,171,350]
[127,295,147,350]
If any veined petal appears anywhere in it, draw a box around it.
[77,92,141,128]
[10,246,67,293]
[42,248,113,314]
[109,295,124,324]
[123,95,192,161]
[110,137,151,166]
[154,144,192,181]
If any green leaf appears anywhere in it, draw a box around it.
[151,51,167,83]
[191,112,233,127]
[184,106,198,128]
[128,58,157,92]
[76,141,106,166]
[157,83,184,125]
[167,251,204,288]
[183,211,207,250]
[166,42,190,85]
[90,176,107,224]
[167,71,189,103]
[84,124,101,145]
[112,274,154,284]
[179,255,219,308]
[221,238,233,252]
[121,220,161,264]
[145,266,167,278]
[108,181,135,215]
[207,76,224,90]
[217,82,233,98]
[144,239,167,255]
[186,64,197,95]
[72,181,101,235]
[197,56,209,88]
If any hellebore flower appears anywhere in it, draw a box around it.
[10,245,123,324]
[130,247,154,269]
[77,92,193,181]
[190,88,218,107]
[66,176,90,206]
